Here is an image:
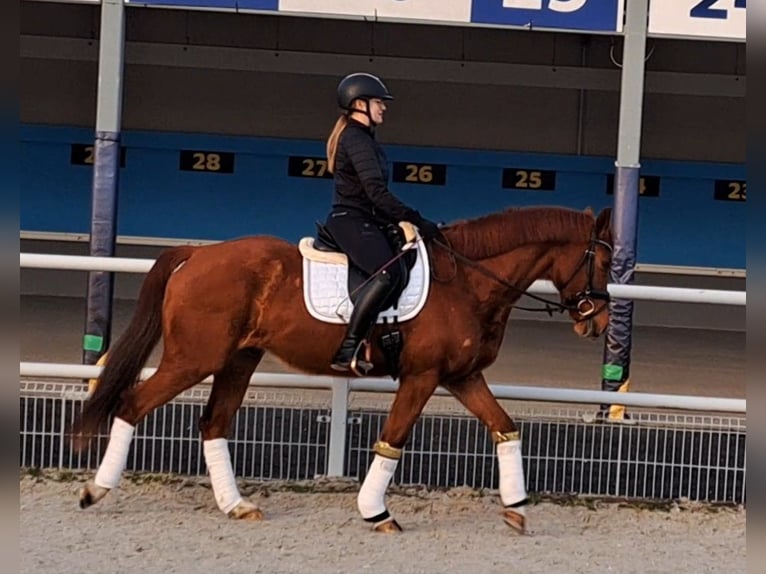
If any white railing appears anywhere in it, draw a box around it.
[19,253,747,305]
[20,230,748,278]
[19,361,747,413]
[19,252,748,476]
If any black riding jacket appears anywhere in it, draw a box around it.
[332,119,424,226]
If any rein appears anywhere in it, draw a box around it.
[428,231,613,320]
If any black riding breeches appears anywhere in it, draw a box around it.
[324,210,404,287]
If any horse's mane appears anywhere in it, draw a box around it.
[441,206,594,260]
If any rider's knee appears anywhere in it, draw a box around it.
[379,268,402,292]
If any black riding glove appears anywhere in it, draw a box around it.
[417,218,442,242]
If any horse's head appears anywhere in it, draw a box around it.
[553,207,613,338]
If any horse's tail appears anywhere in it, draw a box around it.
[70,245,196,451]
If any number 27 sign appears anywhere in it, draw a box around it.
[649,0,746,41]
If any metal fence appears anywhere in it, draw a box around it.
[20,380,746,505]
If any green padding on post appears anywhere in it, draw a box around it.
[83,334,104,353]
[602,364,624,381]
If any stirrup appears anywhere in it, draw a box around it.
[350,340,373,376]
[331,340,373,375]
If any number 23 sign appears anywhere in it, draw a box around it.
[649,0,746,41]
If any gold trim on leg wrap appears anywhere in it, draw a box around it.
[373,441,402,460]
[491,430,520,443]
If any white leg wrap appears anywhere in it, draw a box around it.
[94,417,135,489]
[497,439,528,514]
[357,454,399,520]
[203,438,243,514]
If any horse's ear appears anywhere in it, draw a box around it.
[583,206,595,217]
[595,207,613,243]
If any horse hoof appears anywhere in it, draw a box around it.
[502,508,526,535]
[373,518,402,533]
[79,482,110,509]
[227,501,264,521]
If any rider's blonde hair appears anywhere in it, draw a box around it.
[326,114,349,174]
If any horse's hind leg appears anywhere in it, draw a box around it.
[442,372,529,534]
[199,349,264,521]
[79,363,207,510]
[357,372,439,533]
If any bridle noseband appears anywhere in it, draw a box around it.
[559,233,613,321]
[429,230,613,321]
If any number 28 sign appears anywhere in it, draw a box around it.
[649,0,746,41]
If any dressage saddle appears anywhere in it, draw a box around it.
[313,221,419,379]
[312,221,417,309]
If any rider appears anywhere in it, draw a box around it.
[323,72,441,372]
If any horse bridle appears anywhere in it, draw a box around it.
[429,231,613,321]
[557,233,613,321]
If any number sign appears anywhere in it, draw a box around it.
[502,168,556,191]
[649,0,746,41]
[179,150,235,173]
[392,162,447,185]
[70,144,126,167]
[287,156,333,179]
[714,180,746,201]
[605,174,661,197]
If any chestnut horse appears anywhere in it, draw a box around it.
[72,205,613,534]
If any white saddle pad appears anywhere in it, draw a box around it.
[299,237,430,324]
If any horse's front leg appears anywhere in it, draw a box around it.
[442,372,529,534]
[358,372,439,533]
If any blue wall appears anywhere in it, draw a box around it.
[20,124,745,269]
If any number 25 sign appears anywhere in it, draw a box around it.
[471,0,624,32]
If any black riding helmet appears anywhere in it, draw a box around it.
[337,72,394,125]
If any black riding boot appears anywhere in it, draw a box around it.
[331,272,395,373]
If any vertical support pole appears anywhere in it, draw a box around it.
[600,0,649,420]
[82,0,126,365]
[327,377,350,476]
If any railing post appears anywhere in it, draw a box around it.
[327,376,350,477]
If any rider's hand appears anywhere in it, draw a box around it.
[417,218,442,242]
